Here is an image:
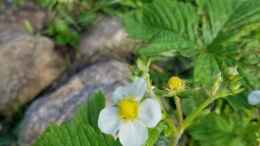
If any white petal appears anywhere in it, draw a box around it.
[129,78,146,99]
[248,90,260,105]
[112,86,130,103]
[98,107,120,135]
[139,99,162,128]
[119,121,148,146]
[112,78,146,103]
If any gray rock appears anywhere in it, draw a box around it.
[18,60,130,146]
[0,32,65,116]
[78,15,138,63]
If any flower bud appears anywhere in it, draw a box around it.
[168,76,185,92]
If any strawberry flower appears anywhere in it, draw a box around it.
[98,78,162,146]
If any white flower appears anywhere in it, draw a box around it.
[248,90,260,105]
[98,78,162,146]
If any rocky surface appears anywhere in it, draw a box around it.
[18,60,130,146]
[0,32,65,116]
[0,4,135,145]
[0,2,48,32]
[78,15,138,64]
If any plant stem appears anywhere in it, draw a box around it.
[173,97,216,146]
[174,95,183,124]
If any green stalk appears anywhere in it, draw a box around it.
[174,95,183,124]
[172,96,216,146]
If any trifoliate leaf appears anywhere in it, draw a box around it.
[124,0,199,57]
[189,114,233,144]
[189,113,259,146]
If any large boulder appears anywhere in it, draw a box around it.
[18,60,130,146]
[78,15,138,64]
[0,32,65,116]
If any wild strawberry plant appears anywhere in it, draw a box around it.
[33,0,260,146]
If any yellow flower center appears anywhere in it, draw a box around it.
[168,76,185,92]
[118,98,139,121]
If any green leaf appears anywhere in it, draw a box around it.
[33,122,120,146]
[189,113,259,146]
[189,114,234,146]
[47,18,80,47]
[237,42,260,89]
[226,93,250,111]
[73,91,105,130]
[137,31,197,57]
[124,0,199,57]
[181,95,206,116]
[194,53,220,88]
[33,92,121,146]
[125,0,260,90]
[37,0,57,9]
[79,12,96,27]
[145,123,165,146]
[125,0,260,56]
[197,0,260,48]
